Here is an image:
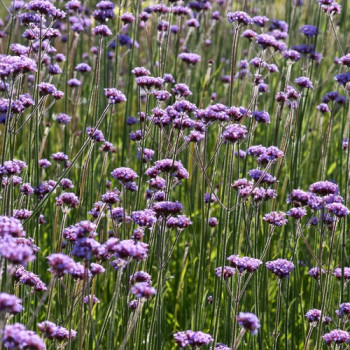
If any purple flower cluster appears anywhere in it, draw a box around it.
[104,88,127,104]
[173,330,213,348]
[2,323,45,350]
[0,293,23,314]
[38,321,77,341]
[236,312,261,334]
[305,309,331,324]
[323,330,350,345]
[215,266,235,280]
[227,255,262,273]
[266,259,294,278]
[263,211,288,226]
[178,52,201,65]
[227,11,252,25]
[221,124,247,143]
[131,282,156,299]
[132,209,157,227]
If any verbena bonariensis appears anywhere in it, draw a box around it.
[0,0,349,349]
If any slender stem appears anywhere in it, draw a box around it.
[273,279,282,350]
[229,26,239,106]
[304,324,315,350]
[233,327,246,350]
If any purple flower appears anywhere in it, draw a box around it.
[121,12,135,24]
[334,267,350,280]
[305,309,331,323]
[56,113,71,125]
[208,217,219,227]
[252,110,270,124]
[163,73,175,83]
[86,127,105,142]
[256,34,286,51]
[38,321,77,341]
[50,152,69,162]
[0,293,23,314]
[137,148,155,163]
[178,52,201,65]
[257,146,284,164]
[130,271,152,285]
[100,141,117,153]
[111,167,138,183]
[307,267,326,279]
[185,130,205,143]
[334,72,350,86]
[147,176,166,190]
[20,183,34,196]
[71,238,101,260]
[92,24,112,36]
[320,2,342,15]
[295,76,313,89]
[104,88,127,104]
[266,259,295,278]
[172,83,191,98]
[309,181,339,196]
[113,240,148,261]
[263,211,288,226]
[299,25,318,38]
[166,215,192,229]
[221,124,247,143]
[325,203,350,217]
[227,11,252,25]
[10,43,30,56]
[317,103,330,114]
[101,190,120,204]
[132,209,157,227]
[282,50,301,61]
[110,207,131,223]
[47,253,75,277]
[227,255,263,273]
[38,82,57,96]
[339,53,350,67]
[69,262,91,279]
[323,330,350,345]
[241,29,257,41]
[56,192,79,209]
[248,169,277,184]
[152,201,183,216]
[252,15,269,27]
[75,63,91,73]
[136,76,164,90]
[2,323,45,350]
[0,236,34,265]
[247,145,267,157]
[287,207,307,219]
[131,282,156,299]
[12,267,47,291]
[236,312,260,334]
[173,330,213,348]
[287,190,311,207]
[27,0,65,18]
[336,303,350,318]
[83,294,100,304]
[131,67,150,77]
[152,90,171,101]
[0,160,26,176]
[214,344,232,350]
[14,209,32,220]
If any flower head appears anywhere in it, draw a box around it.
[266,259,294,278]
[236,312,260,334]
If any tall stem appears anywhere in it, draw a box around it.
[273,279,282,350]
[229,26,239,106]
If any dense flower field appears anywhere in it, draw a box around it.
[0,0,349,348]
